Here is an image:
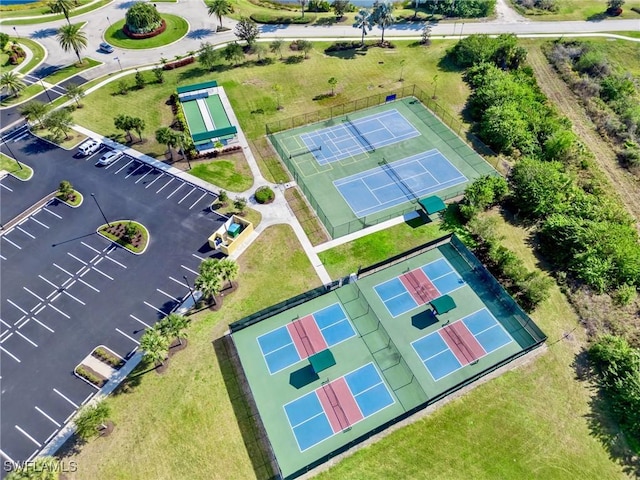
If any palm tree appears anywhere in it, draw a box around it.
[0,72,25,98]
[373,1,395,44]
[19,100,49,128]
[159,313,189,346]
[195,259,223,305]
[155,126,179,160]
[269,39,283,59]
[74,401,110,441]
[56,23,87,64]
[218,257,239,290]
[207,0,233,29]
[6,456,60,479]
[65,82,85,107]
[49,0,74,24]
[353,8,373,46]
[140,325,170,367]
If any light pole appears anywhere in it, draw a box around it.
[114,56,122,71]
[183,275,196,307]
[12,27,19,39]
[90,193,111,227]
[3,141,22,170]
[39,78,53,103]
[106,16,112,27]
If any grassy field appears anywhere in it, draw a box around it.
[33,127,87,150]
[0,152,33,180]
[509,0,640,20]
[189,155,253,192]
[73,40,471,158]
[104,15,189,50]
[1,0,112,25]
[62,224,321,480]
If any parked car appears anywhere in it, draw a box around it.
[77,139,101,157]
[99,42,114,54]
[96,150,124,166]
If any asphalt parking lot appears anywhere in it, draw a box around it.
[0,130,226,467]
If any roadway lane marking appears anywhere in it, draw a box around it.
[0,183,13,191]
[125,163,144,179]
[146,172,164,188]
[63,290,85,305]
[181,264,198,275]
[116,327,140,345]
[35,406,61,427]
[67,252,88,265]
[53,388,79,408]
[49,304,70,319]
[15,426,41,447]
[0,449,16,464]
[190,192,208,209]
[92,266,114,280]
[2,236,21,249]
[78,278,99,292]
[30,216,50,229]
[23,287,44,302]
[169,276,188,288]
[81,241,101,254]
[157,289,180,302]
[134,168,153,183]
[156,177,174,193]
[31,317,54,333]
[6,299,28,315]
[16,226,35,239]
[104,254,126,269]
[53,263,74,277]
[144,301,166,315]
[130,314,150,328]
[178,187,196,204]
[166,182,184,199]
[43,207,62,219]
[0,346,19,362]
[16,330,37,347]
[114,158,134,174]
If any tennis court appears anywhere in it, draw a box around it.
[412,309,514,381]
[284,363,394,451]
[299,109,420,165]
[257,304,356,374]
[334,150,467,218]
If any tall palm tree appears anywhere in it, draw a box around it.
[159,313,189,346]
[49,0,74,24]
[140,325,170,367]
[155,127,179,160]
[19,100,49,128]
[207,0,233,29]
[373,1,395,44]
[195,267,223,306]
[353,8,373,46]
[218,257,239,290]
[0,72,25,98]
[56,23,87,64]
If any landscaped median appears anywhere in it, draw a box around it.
[0,152,33,180]
[104,14,188,50]
[97,220,149,254]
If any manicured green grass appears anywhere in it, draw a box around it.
[73,40,471,158]
[34,127,87,150]
[0,152,32,180]
[0,38,45,76]
[61,224,320,480]
[104,15,189,50]
[189,157,253,192]
[57,189,82,207]
[214,203,262,227]
[99,220,149,253]
[1,0,112,25]
[0,82,44,106]
[43,58,102,85]
[509,0,640,20]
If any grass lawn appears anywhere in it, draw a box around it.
[0,38,45,76]
[0,152,33,180]
[73,40,471,158]
[61,224,321,480]
[104,15,189,50]
[188,155,253,192]
[213,202,262,228]
[33,127,87,150]
[509,0,640,20]
[0,82,44,106]
[43,58,102,85]
[57,189,82,207]
[1,0,112,25]
[99,220,149,254]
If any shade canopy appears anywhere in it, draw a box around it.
[309,349,336,374]
[419,195,446,215]
[430,294,456,315]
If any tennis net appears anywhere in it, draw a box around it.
[322,381,350,431]
[289,145,321,159]
[379,158,418,202]
[441,326,475,364]
[403,269,431,303]
[292,319,314,356]
[345,116,375,152]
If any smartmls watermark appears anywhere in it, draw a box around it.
[4,460,78,473]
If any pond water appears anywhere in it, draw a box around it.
[0,0,40,5]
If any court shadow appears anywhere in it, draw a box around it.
[404,210,427,228]
[289,364,319,389]
[411,310,437,330]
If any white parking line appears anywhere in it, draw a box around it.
[38,275,58,289]
[178,187,195,204]
[92,266,114,280]
[192,253,204,261]
[104,254,126,269]
[13,133,28,142]
[130,314,150,328]
[43,207,62,219]
[63,290,85,305]
[114,159,134,174]
[1,332,13,343]
[53,388,79,408]
[0,448,16,464]
[16,317,30,329]
[16,330,37,347]
[67,252,88,265]
[53,263,73,277]
[0,346,19,362]
[49,304,70,319]
[23,287,44,302]
[33,304,46,316]
[30,216,50,229]
[15,425,41,447]
[32,317,54,333]
[0,254,6,260]
[134,168,153,184]
[190,192,208,209]
[156,177,174,193]
[45,430,60,445]
[84,149,103,162]
[81,241,101,254]
[0,182,13,192]
[166,182,184,199]
[16,226,35,239]
[157,289,180,302]
[78,278,99,292]
[169,276,188,288]
[181,264,198,275]
[146,172,164,188]
[0,318,10,329]
[35,406,61,427]
[125,163,144,179]
[144,301,166,315]
[6,299,28,315]
[116,327,140,345]
[2,236,21,249]
[104,155,126,170]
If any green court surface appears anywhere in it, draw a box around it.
[205,94,232,130]
[269,98,497,238]
[230,235,546,479]
[182,100,206,135]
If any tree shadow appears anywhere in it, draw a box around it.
[324,48,367,60]
[586,11,608,22]
[30,28,57,39]
[187,28,215,40]
[436,53,465,73]
[117,0,138,9]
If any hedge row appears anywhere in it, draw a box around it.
[163,56,195,70]
[249,13,313,24]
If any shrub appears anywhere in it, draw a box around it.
[162,56,195,70]
[75,365,106,387]
[255,185,275,204]
[459,175,509,221]
[0,32,9,50]
[612,283,637,306]
[92,347,125,369]
[324,41,361,53]
[249,13,314,24]
[125,2,162,34]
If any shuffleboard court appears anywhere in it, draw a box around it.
[257,304,356,374]
[412,309,514,381]
[299,109,419,165]
[283,363,394,451]
[334,150,467,217]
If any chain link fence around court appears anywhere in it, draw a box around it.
[266,85,500,239]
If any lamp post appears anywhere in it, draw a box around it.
[12,27,19,39]
[3,142,22,170]
[40,78,53,103]
[183,275,196,307]
[114,56,122,71]
[90,193,111,227]
[106,16,112,27]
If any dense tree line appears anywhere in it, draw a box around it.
[425,0,496,18]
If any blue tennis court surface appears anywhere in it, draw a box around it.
[300,109,419,165]
[412,309,513,381]
[334,150,467,217]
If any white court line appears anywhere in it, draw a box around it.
[114,158,134,174]
[49,304,70,319]
[0,183,13,192]
[177,187,195,204]
[30,216,50,229]
[157,289,180,302]
[78,278,99,292]
[63,290,85,305]
[67,252,88,265]
[169,276,188,288]
[92,266,114,280]
[16,226,35,239]
[104,254,126,269]
[181,264,198,275]
[23,287,44,302]
[32,317,54,333]
[2,236,22,249]
[166,183,184,199]
[6,299,28,315]
[130,314,150,328]
[16,331,37,347]
[190,192,208,209]
[35,406,61,427]
[145,172,164,188]
[125,163,144,179]
[53,263,73,277]
[16,425,42,447]
[156,177,174,194]
[43,207,62,219]
[0,346,20,362]
[53,388,79,408]
[115,328,139,345]
[144,301,165,315]
[81,241,101,254]
[0,448,16,464]
[134,168,153,184]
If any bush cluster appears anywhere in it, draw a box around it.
[125,2,162,34]
[75,365,106,387]
[249,13,313,24]
[429,0,495,17]
[162,56,195,70]
[513,0,559,12]
[92,347,125,369]
[7,43,26,65]
[255,185,275,204]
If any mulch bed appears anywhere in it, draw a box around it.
[155,359,170,375]
[168,338,188,357]
[103,223,144,249]
[98,420,115,437]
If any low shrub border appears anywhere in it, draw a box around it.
[57,189,83,207]
[74,364,107,388]
[91,346,125,370]
[98,220,149,255]
[123,19,167,39]
[254,185,275,204]
[163,56,194,70]
[249,13,314,24]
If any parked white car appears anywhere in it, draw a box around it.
[77,139,101,156]
[96,150,124,166]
